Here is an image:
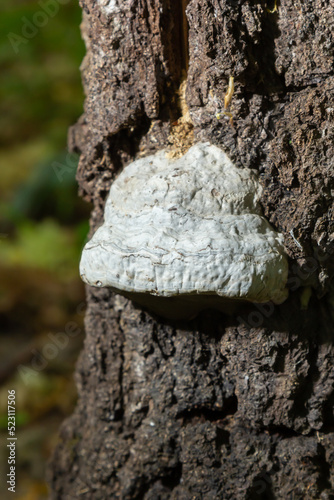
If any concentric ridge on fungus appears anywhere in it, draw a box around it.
[80,142,289,311]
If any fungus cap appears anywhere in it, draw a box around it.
[80,142,288,309]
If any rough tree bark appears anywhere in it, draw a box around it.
[49,1,334,498]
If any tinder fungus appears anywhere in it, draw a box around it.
[80,143,288,318]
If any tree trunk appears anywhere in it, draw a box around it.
[48,1,334,498]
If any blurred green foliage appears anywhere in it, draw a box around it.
[0,1,89,498]
[0,219,85,278]
[0,0,84,151]
[0,0,89,270]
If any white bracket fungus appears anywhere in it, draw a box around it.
[80,142,288,318]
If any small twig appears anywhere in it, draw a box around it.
[289,229,303,250]
[266,1,278,13]
[224,76,234,109]
[216,76,235,126]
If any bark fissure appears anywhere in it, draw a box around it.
[180,0,189,74]
[176,395,238,424]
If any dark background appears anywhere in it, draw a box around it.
[0,1,88,497]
